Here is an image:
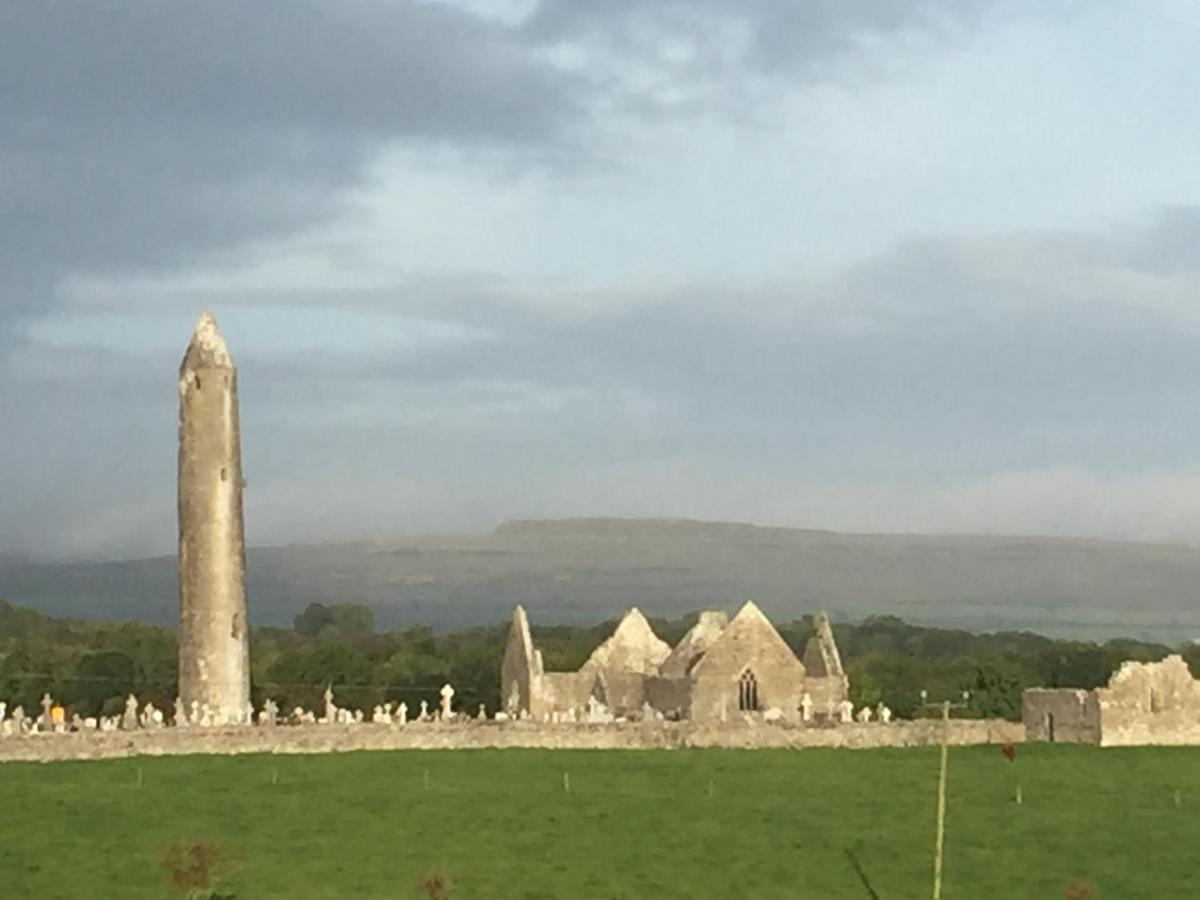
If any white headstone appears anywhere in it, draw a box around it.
[800,692,814,722]
[838,699,854,724]
[122,695,140,731]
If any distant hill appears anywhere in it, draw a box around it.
[3,517,1199,642]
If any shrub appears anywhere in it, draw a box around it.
[160,838,238,900]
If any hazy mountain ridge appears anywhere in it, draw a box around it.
[2,518,1199,642]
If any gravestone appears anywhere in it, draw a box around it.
[800,693,814,723]
[838,700,854,724]
[122,695,140,731]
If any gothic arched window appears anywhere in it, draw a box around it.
[738,670,759,712]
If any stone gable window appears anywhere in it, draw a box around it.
[738,670,759,712]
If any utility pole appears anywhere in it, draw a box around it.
[919,690,971,900]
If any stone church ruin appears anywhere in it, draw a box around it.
[501,602,850,724]
[1023,655,1200,746]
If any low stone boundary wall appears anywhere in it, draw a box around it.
[0,719,1024,763]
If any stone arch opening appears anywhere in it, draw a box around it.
[738,669,759,712]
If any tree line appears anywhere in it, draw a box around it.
[2,598,1195,721]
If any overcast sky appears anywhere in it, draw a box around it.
[3,1,1200,560]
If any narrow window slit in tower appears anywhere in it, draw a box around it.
[220,467,228,482]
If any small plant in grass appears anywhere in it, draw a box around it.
[418,868,455,900]
[160,838,238,900]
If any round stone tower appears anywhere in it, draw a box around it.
[177,311,251,723]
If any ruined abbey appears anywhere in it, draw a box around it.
[501,603,849,724]
[2,311,1197,760]
[1023,654,1200,746]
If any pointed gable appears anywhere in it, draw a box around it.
[660,611,728,678]
[802,610,845,678]
[690,600,805,680]
[582,607,671,676]
[503,604,537,672]
[500,604,542,714]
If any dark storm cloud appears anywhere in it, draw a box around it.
[149,207,1200,475]
[0,0,1059,345]
[0,1,581,337]
[336,209,1200,466]
[1,2,574,142]
[6,209,1200,557]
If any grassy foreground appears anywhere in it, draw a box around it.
[2,745,1197,899]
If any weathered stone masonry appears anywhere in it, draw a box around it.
[502,601,850,724]
[0,719,1026,764]
[177,313,251,723]
[1023,655,1200,746]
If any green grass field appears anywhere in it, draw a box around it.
[2,745,1197,899]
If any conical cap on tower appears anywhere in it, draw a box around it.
[180,311,234,374]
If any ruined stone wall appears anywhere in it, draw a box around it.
[0,719,1026,764]
[1021,689,1100,743]
[691,669,804,724]
[540,672,593,715]
[536,671,651,718]
[1097,708,1200,747]
[689,604,807,723]
[597,672,649,716]
[500,606,540,715]
[1096,655,1200,747]
[805,674,849,715]
[644,676,692,719]
[689,643,806,723]
[1023,656,1200,747]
